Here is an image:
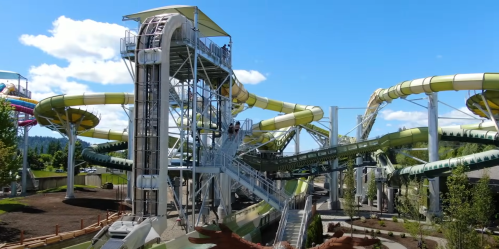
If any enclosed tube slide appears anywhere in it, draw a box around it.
[362,73,499,139]
[243,126,499,170]
[220,74,323,146]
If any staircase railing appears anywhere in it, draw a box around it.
[295,195,313,249]
[220,154,289,209]
[273,199,290,249]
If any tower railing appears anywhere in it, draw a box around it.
[171,21,231,68]
[273,199,290,249]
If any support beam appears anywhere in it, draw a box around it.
[376,181,382,212]
[427,92,440,217]
[356,114,363,199]
[328,106,339,210]
[21,124,29,195]
[190,6,199,231]
[65,123,76,199]
[387,188,394,213]
[125,106,134,203]
[295,127,300,155]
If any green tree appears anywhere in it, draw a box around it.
[471,171,494,247]
[52,150,67,169]
[306,214,324,248]
[0,141,22,187]
[47,141,61,155]
[38,154,53,167]
[0,98,21,186]
[441,165,480,249]
[27,148,43,170]
[0,99,18,149]
[343,159,357,236]
[366,170,377,212]
[396,177,430,244]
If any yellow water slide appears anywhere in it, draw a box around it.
[221,75,324,146]
[362,73,499,139]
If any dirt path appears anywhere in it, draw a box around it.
[0,188,129,243]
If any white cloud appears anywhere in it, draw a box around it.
[234,70,267,84]
[380,107,480,128]
[18,16,133,138]
[436,55,443,59]
[386,123,392,127]
[20,16,258,147]
[20,16,127,61]
[19,15,132,99]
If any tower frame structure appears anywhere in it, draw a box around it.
[121,6,237,230]
[0,71,33,195]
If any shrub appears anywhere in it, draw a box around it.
[436,227,443,233]
[388,231,393,237]
[392,216,398,222]
[353,228,357,232]
[360,216,367,223]
[306,214,324,248]
[364,229,369,234]
[370,214,378,219]
[378,220,385,227]
[401,233,406,238]
[376,229,381,234]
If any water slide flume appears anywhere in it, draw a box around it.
[0,83,38,126]
[362,73,499,139]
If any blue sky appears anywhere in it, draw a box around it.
[1,0,498,152]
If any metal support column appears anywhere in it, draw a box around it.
[356,114,363,199]
[328,106,339,209]
[376,181,382,212]
[427,92,440,217]
[295,127,300,155]
[65,124,76,199]
[190,6,199,231]
[387,188,394,213]
[125,106,134,203]
[21,124,29,195]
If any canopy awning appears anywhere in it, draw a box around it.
[0,70,21,80]
[123,5,229,37]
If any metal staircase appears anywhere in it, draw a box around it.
[282,210,304,247]
[207,127,289,210]
[274,195,313,249]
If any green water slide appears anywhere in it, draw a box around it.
[242,127,499,176]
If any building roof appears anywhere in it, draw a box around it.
[123,5,229,37]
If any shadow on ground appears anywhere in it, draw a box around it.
[0,222,21,243]
[0,204,45,214]
[63,198,131,211]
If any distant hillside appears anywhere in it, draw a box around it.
[17,136,90,153]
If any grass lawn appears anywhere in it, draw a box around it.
[0,197,26,215]
[37,185,97,193]
[32,170,89,178]
[101,173,128,185]
[32,170,67,178]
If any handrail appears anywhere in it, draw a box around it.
[273,199,291,249]
[295,195,313,249]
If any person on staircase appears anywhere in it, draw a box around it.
[228,123,234,139]
[234,121,241,138]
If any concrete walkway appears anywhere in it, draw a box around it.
[315,198,447,248]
